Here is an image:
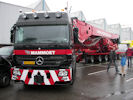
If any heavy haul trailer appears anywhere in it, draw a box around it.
[72,18,120,63]
[10,11,77,85]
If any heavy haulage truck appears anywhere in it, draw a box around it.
[11,11,76,85]
[10,11,119,85]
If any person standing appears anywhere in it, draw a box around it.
[107,50,119,73]
[120,53,127,76]
[126,45,132,68]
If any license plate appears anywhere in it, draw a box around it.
[23,61,35,65]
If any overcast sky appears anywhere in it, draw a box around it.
[0,0,133,28]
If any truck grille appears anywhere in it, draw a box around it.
[14,55,72,67]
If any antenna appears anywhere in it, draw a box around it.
[69,6,72,13]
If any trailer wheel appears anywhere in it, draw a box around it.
[98,55,102,63]
[104,55,108,62]
[90,56,94,63]
[84,55,88,64]
[0,72,10,87]
[117,54,121,60]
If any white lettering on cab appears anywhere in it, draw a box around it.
[30,51,55,55]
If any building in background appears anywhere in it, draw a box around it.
[1,1,133,45]
[86,18,133,42]
[0,0,50,44]
[107,24,121,35]
[131,31,133,40]
[121,27,132,41]
[87,18,107,31]
[70,11,86,21]
[28,0,50,11]
[107,24,122,41]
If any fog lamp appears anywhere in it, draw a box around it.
[58,70,68,77]
[13,69,21,76]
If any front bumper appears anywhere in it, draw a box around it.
[11,67,72,85]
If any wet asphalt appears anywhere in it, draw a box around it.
[0,60,133,100]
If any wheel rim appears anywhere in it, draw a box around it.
[90,56,94,63]
[105,55,108,61]
[99,56,102,62]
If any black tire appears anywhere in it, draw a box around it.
[84,54,88,64]
[24,84,30,88]
[0,72,10,87]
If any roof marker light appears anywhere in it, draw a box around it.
[44,12,49,18]
[56,12,62,18]
[19,9,27,19]
[33,12,38,19]
[19,9,22,14]
[22,13,27,19]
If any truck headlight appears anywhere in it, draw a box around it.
[58,70,68,77]
[13,70,21,76]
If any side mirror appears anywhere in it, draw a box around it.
[73,27,79,33]
[11,34,14,43]
[73,28,79,44]
[10,25,16,43]
[117,38,120,44]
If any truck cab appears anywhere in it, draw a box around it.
[11,11,76,85]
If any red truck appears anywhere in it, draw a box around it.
[10,11,119,86]
[10,11,77,85]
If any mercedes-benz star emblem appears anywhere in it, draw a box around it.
[36,56,44,65]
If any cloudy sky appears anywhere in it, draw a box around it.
[0,0,133,28]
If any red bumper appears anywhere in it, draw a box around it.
[11,68,72,85]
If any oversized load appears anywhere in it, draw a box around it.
[72,18,119,63]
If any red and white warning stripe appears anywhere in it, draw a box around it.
[11,68,72,85]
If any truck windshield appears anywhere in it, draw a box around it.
[15,25,69,44]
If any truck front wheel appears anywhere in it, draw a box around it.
[0,72,10,87]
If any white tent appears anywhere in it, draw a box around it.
[0,0,50,44]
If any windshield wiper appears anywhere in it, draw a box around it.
[23,38,37,42]
[40,40,60,43]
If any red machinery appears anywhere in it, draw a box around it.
[72,18,120,63]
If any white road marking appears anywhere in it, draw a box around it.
[88,70,106,76]
[77,63,108,70]
[126,78,133,82]
[77,65,104,69]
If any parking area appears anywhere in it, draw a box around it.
[1,61,133,100]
